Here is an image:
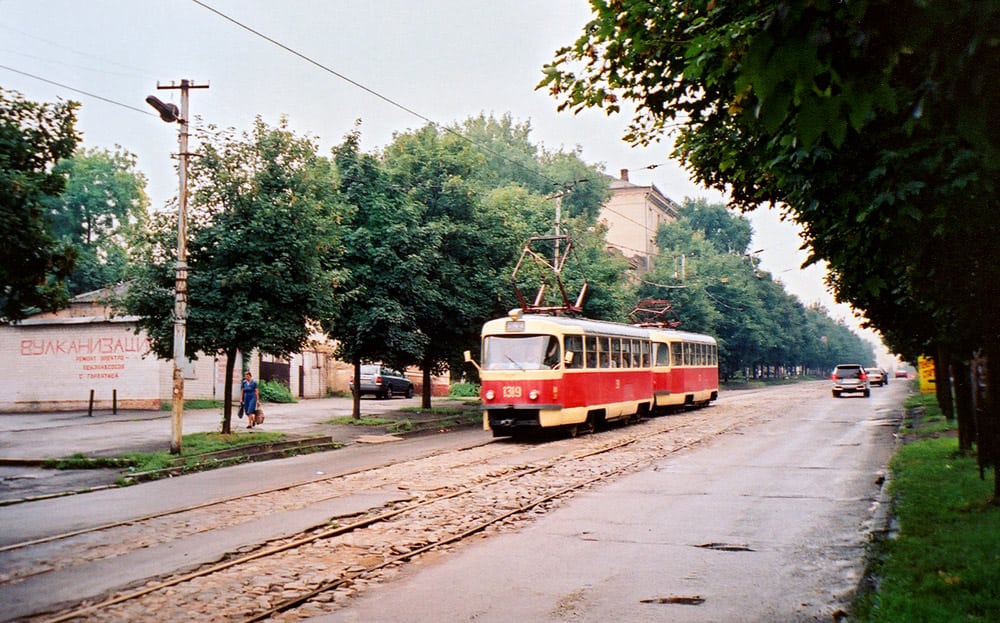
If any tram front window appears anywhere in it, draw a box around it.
[483,335,561,370]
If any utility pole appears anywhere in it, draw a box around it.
[146,79,209,455]
[553,193,562,268]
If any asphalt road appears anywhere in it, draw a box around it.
[314,382,905,623]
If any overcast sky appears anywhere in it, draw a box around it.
[0,0,889,358]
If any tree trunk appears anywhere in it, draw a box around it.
[351,356,361,420]
[934,343,955,420]
[221,347,237,434]
[972,345,1000,501]
[421,362,433,409]
[952,356,976,453]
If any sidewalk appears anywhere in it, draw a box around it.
[0,396,478,502]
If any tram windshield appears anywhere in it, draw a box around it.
[483,334,561,370]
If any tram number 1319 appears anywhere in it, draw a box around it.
[502,386,522,398]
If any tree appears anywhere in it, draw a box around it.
[542,0,999,496]
[122,117,345,433]
[46,147,149,294]
[330,115,627,410]
[680,200,753,257]
[0,87,79,320]
[639,200,874,380]
[383,124,528,407]
[329,130,426,418]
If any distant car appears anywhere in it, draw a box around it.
[349,364,414,399]
[831,364,871,398]
[895,369,909,378]
[865,367,887,387]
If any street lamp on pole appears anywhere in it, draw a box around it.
[146,79,208,455]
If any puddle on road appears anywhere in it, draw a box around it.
[695,542,754,552]
[640,595,706,605]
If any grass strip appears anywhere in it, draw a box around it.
[46,431,286,473]
[854,393,1000,622]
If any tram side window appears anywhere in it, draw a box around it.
[543,336,561,369]
[585,336,598,368]
[611,338,622,368]
[671,342,682,367]
[641,340,650,368]
[683,342,692,366]
[655,343,668,366]
[565,336,584,369]
[621,340,632,368]
[600,337,612,368]
[711,344,718,365]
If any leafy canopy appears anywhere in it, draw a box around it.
[0,87,80,320]
[46,147,150,295]
[122,117,346,429]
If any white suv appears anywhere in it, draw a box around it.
[831,364,871,398]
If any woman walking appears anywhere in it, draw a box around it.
[241,372,260,429]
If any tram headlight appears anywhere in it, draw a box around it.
[528,389,539,400]
[485,389,495,400]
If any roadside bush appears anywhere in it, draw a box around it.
[449,382,480,398]
[259,379,295,403]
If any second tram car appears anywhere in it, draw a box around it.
[475,310,719,437]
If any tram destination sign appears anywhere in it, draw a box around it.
[506,320,526,332]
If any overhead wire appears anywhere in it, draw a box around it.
[0,24,150,76]
[5,4,675,245]
[0,64,155,117]
[191,0,570,194]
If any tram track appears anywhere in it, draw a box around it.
[1,437,502,583]
[29,406,761,623]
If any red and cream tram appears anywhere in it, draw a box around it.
[473,310,719,437]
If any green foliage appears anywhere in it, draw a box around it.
[259,379,295,403]
[543,0,1000,477]
[448,382,480,398]
[328,129,427,421]
[0,87,80,320]
[382,123,516,381]
[45,147,149,294]
[641,199,874,377]
[121,117,346,430]
[331,115,619,412]
[542,0,999,360]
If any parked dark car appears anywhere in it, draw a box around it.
[831,364,871,398]
[349,364,414,399]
